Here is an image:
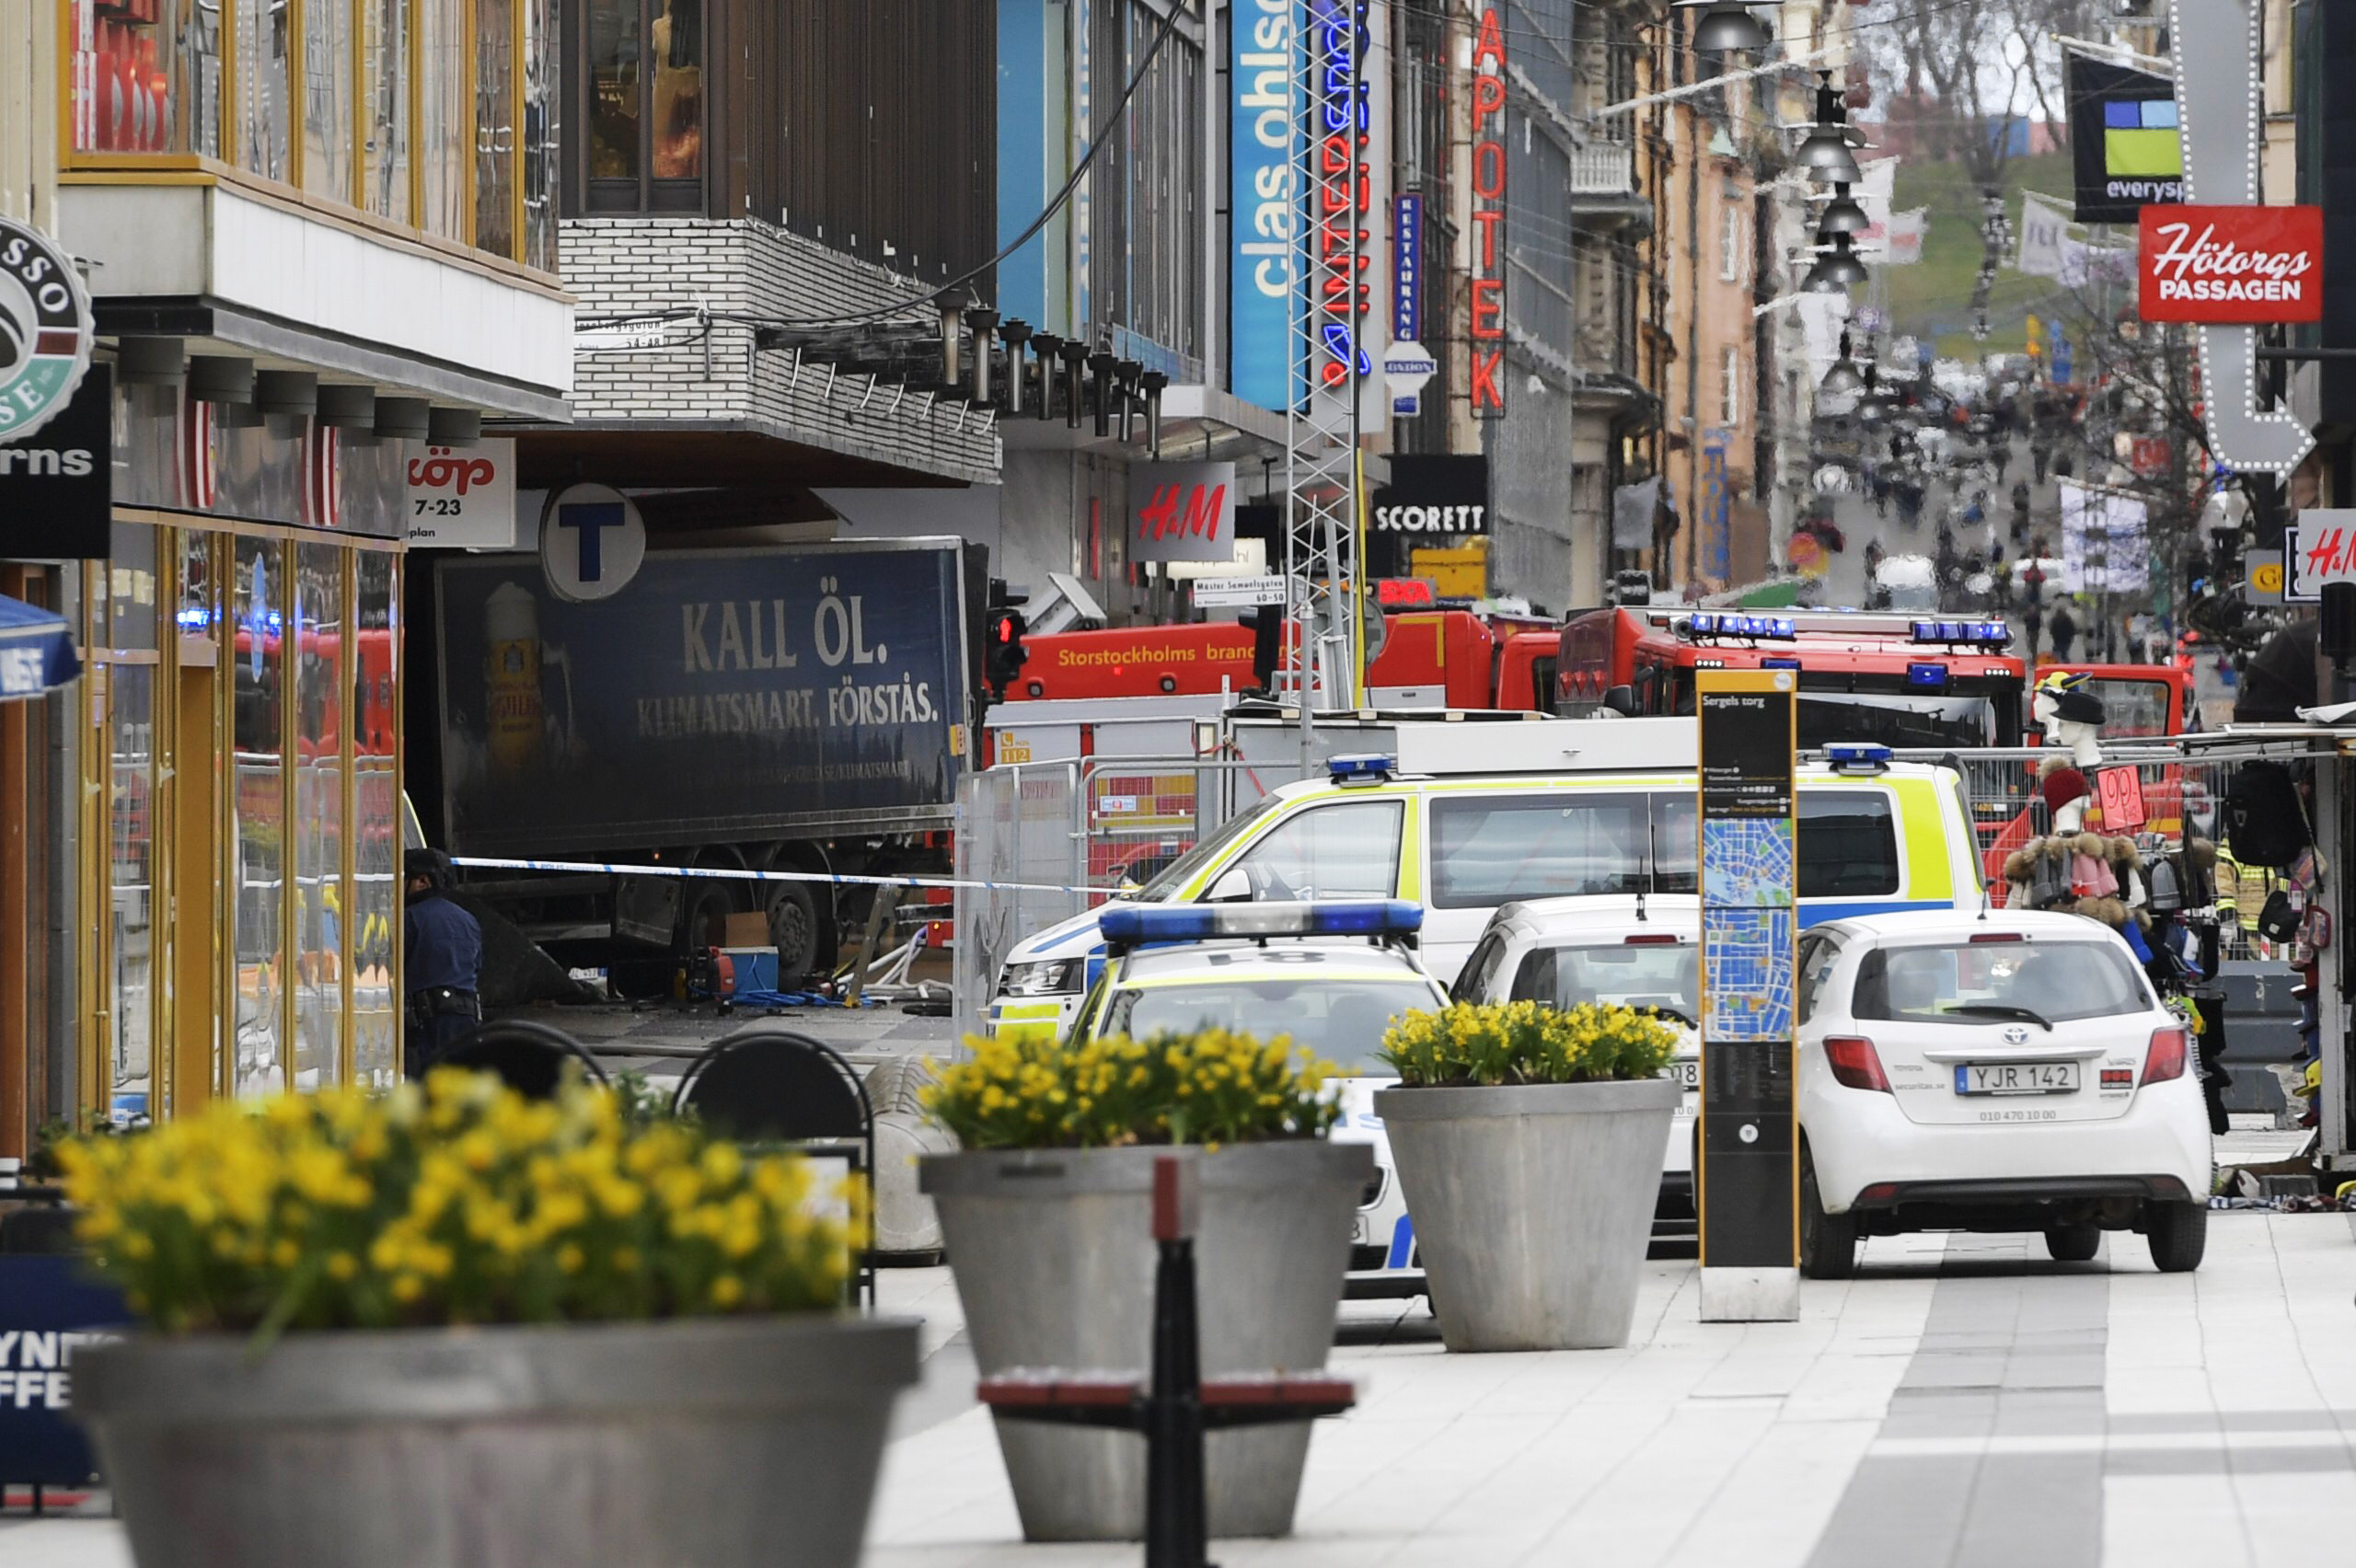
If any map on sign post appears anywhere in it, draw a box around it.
[1696,671,1799,1318]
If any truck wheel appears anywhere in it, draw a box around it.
[766,882,822,988]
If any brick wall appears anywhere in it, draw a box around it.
[561,217,1000,485]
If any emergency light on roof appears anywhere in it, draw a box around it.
[1905,662,1950,689]
[1680,613,1796,640]
[1911,619,2011,646]
[1328,754,1396,784]
[1824,743,1892,775]
[1098,902,1425,951]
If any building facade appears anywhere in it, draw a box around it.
[0,6,572,1151]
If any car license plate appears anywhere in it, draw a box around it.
[1954,1061,2079,1096]
[1673,1060,1700,1090]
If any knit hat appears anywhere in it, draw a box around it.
[2041,766,2091,816]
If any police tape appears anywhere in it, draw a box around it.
[449,855,1097,897]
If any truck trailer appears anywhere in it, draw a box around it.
[408,536,987,989]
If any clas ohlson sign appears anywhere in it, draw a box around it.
[0,217,96,443]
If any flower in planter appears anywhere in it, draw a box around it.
[55,1069,863,1336]
[925,1030,1341,1150]
[1380,999,1679,1089]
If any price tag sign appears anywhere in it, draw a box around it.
[2096,767,2147,834]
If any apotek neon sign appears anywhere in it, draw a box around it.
[1469,4,1507,416]
[1313,1,1372,392]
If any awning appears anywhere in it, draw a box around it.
[0,594,83,700]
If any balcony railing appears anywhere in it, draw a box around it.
[1568,143,1637,200]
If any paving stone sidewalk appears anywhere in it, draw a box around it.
[6,1215,2352,1567]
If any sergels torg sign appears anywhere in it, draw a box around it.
[2138,204,2322,324]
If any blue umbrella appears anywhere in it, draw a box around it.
[0,593,83,700]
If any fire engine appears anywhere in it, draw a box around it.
[1554,607,2031,748]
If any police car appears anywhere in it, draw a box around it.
[1079,902,1444,1297]
[1452,895,1702,1219]
[988,724,1983,1040]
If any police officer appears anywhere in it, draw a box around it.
[403,848,483,1078]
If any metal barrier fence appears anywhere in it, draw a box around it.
[950,756,1313,1043]
[1076,755,1310,894]
[1889,747,2295,962]
[951,763,1084,1044]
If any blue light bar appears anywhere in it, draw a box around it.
[1911,619,2010,646]
[1099,901,1425,949]
[1328,754,1396,783]
[1824,743,1893,775]
[1906,661,1950,688]
[1685,613,1796,640]
[1761,657,1802,670]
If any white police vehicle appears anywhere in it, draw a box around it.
[1077,902,1444,1297]
[1452,895,1702,1222]
[987,724,1984,1040]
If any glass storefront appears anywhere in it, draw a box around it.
[231,536,286,1098]
[87,516,403,1118]
[292,546,347,1090]
[354,553,402,1086]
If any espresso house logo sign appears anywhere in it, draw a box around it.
[0,219,96,443]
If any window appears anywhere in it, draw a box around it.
[420,0,470,237]
[303,0,357,202]
[583,0,706,212]
[475,0,519,259]
[1721,346,1740,428]
[1512,942,1699,1022]
[232,537,287,1098]
[70,0,224,156]
[293,547,347,1090]
[352,552,402,1085]
[237,0,293,180]
[1427,792,1697,909]
[1453,933,1509,1003]
[1719,206,1741,282]
[1853,940,2152,1027]
[1209,801,1404,904]
[1796,933,1840,1025]
[1105,974,1436,1075]
[362,0,413,222]
[1796,791,1900,898]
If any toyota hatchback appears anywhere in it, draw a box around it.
[1796,909,2212,1277]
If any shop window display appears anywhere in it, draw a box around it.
[232,538,287,1098]
[352,552,401,1085]
[292,546,348,1090]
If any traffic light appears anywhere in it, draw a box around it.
[986,605,1030,698]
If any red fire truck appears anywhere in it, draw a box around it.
[1554,607,2031,747]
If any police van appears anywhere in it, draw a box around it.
[987,718,1986,1037]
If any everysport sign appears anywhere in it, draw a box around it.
[2138,205,2322,324]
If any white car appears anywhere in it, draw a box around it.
[1081,902,1446,1298]
[1796,910,2212,1277]
[1451,896,1702,1220]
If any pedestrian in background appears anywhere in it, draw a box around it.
[404,848,484,1078]
[2050,600,2079,662]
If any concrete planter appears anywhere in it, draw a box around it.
[1376,1078,1680,1352]
[920,1140,1369,1541]
[74,1315,918,1568]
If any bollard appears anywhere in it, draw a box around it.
[976,1154,1355,1568]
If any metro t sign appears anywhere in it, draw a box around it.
[2139,204,2323,324]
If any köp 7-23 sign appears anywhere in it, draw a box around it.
[2138,205,2322,324]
